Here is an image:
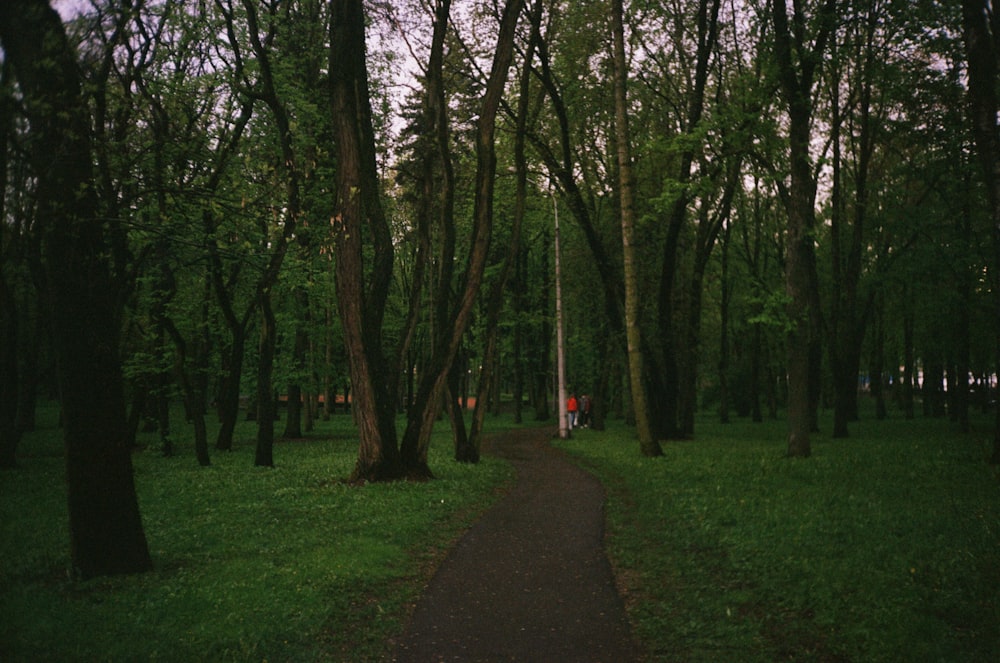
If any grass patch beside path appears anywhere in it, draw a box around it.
[1,404,517,662]
[558,413,1000,662]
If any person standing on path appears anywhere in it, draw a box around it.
[393,427,638,662]
[567,392,579,429]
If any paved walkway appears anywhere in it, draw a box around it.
[393,427,638,662]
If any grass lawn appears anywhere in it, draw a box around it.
[1,403,517,662]
[4,402,999,661]
[557,410,1000,662]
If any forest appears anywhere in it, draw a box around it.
[1,0,998,581]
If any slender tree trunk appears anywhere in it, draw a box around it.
[254,294,277,467]
[0,0,152,577]
[15,293,40,435]
[283,288,310,440]
[612,0,660,456]
[214,324,248,450]
[719,220,731,424]
[871,295,887,420]
[0,273,19,468]
[771,0,838,457]
[532,228,552,422]
[0,70,19,468]
[399,0,525,474]
[962,0,1000,463]
[901,298,915,419]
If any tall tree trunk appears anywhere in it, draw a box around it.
[398,0,525,475]
[0,0,152,577]
[468,0,541,457]
[0,272,19,468]
[655,0,722,441]
[283,287,310,440]
[901,297,915,419]
[331,0,401,482]
[0,64,19,468]
[531,228,552,422]
[678,165,737,436]
[870,294,888,420]
[718,218,732,425]
[214,320,249,450]
[255,294,277,467]
[612,0,660,456]
[828,7,876,439]
[962,0,1000,462]
[771,0,838,457]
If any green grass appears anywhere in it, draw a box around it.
[557,411,1000,662]
[6,403,999,662]
[1,404,516,662]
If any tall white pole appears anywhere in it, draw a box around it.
[554,192,569,439]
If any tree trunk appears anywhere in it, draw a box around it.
[718,219,731,425]
[399,0,525,475]
[214,324,248,450]
[961,0,1000,462]
[255,294,277,467]
[771,0,838,457]
[0,272,19,468]
[612,0,660,456]
[870,296,888,420]
[0,0,152,577]
[330,0,401,482]
[0,69,20,468]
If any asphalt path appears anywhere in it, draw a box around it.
[393,427,638,662]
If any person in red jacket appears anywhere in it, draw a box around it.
[567,393,579,429]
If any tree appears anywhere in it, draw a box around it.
[0,0,152,577]
[0,58,20,468]
[612,0,660,456]
[466,0,545,460]
[330,0,402,482]
[961,0,1000,463]
[396,0,525,474]
[770,0,839,458]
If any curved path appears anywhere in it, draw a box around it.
[393,427,638,662]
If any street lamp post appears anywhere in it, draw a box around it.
[553,191,569,439]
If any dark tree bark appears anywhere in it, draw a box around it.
[0,266,18,468]
[678,163,738,436]
[162,286,213,467]
[612,0,660,455]
[655,0,722,441]
[0,62,19,468]
[254,294,278,467]
[283,286,310,440]
[827,7,878,439]
[771,0,838,458]
[467,0,543,459]
[398,0,525,474]
[901,297,916,419]
[331,0,402,482]
[961,0,1000,462]
[870,294,888,420]
[0,0,152,577]
[718,216,732,425]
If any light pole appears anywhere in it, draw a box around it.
[553,191,569,439]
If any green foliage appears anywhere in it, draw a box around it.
[0,403,515,662]
[557,411,1000,662]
